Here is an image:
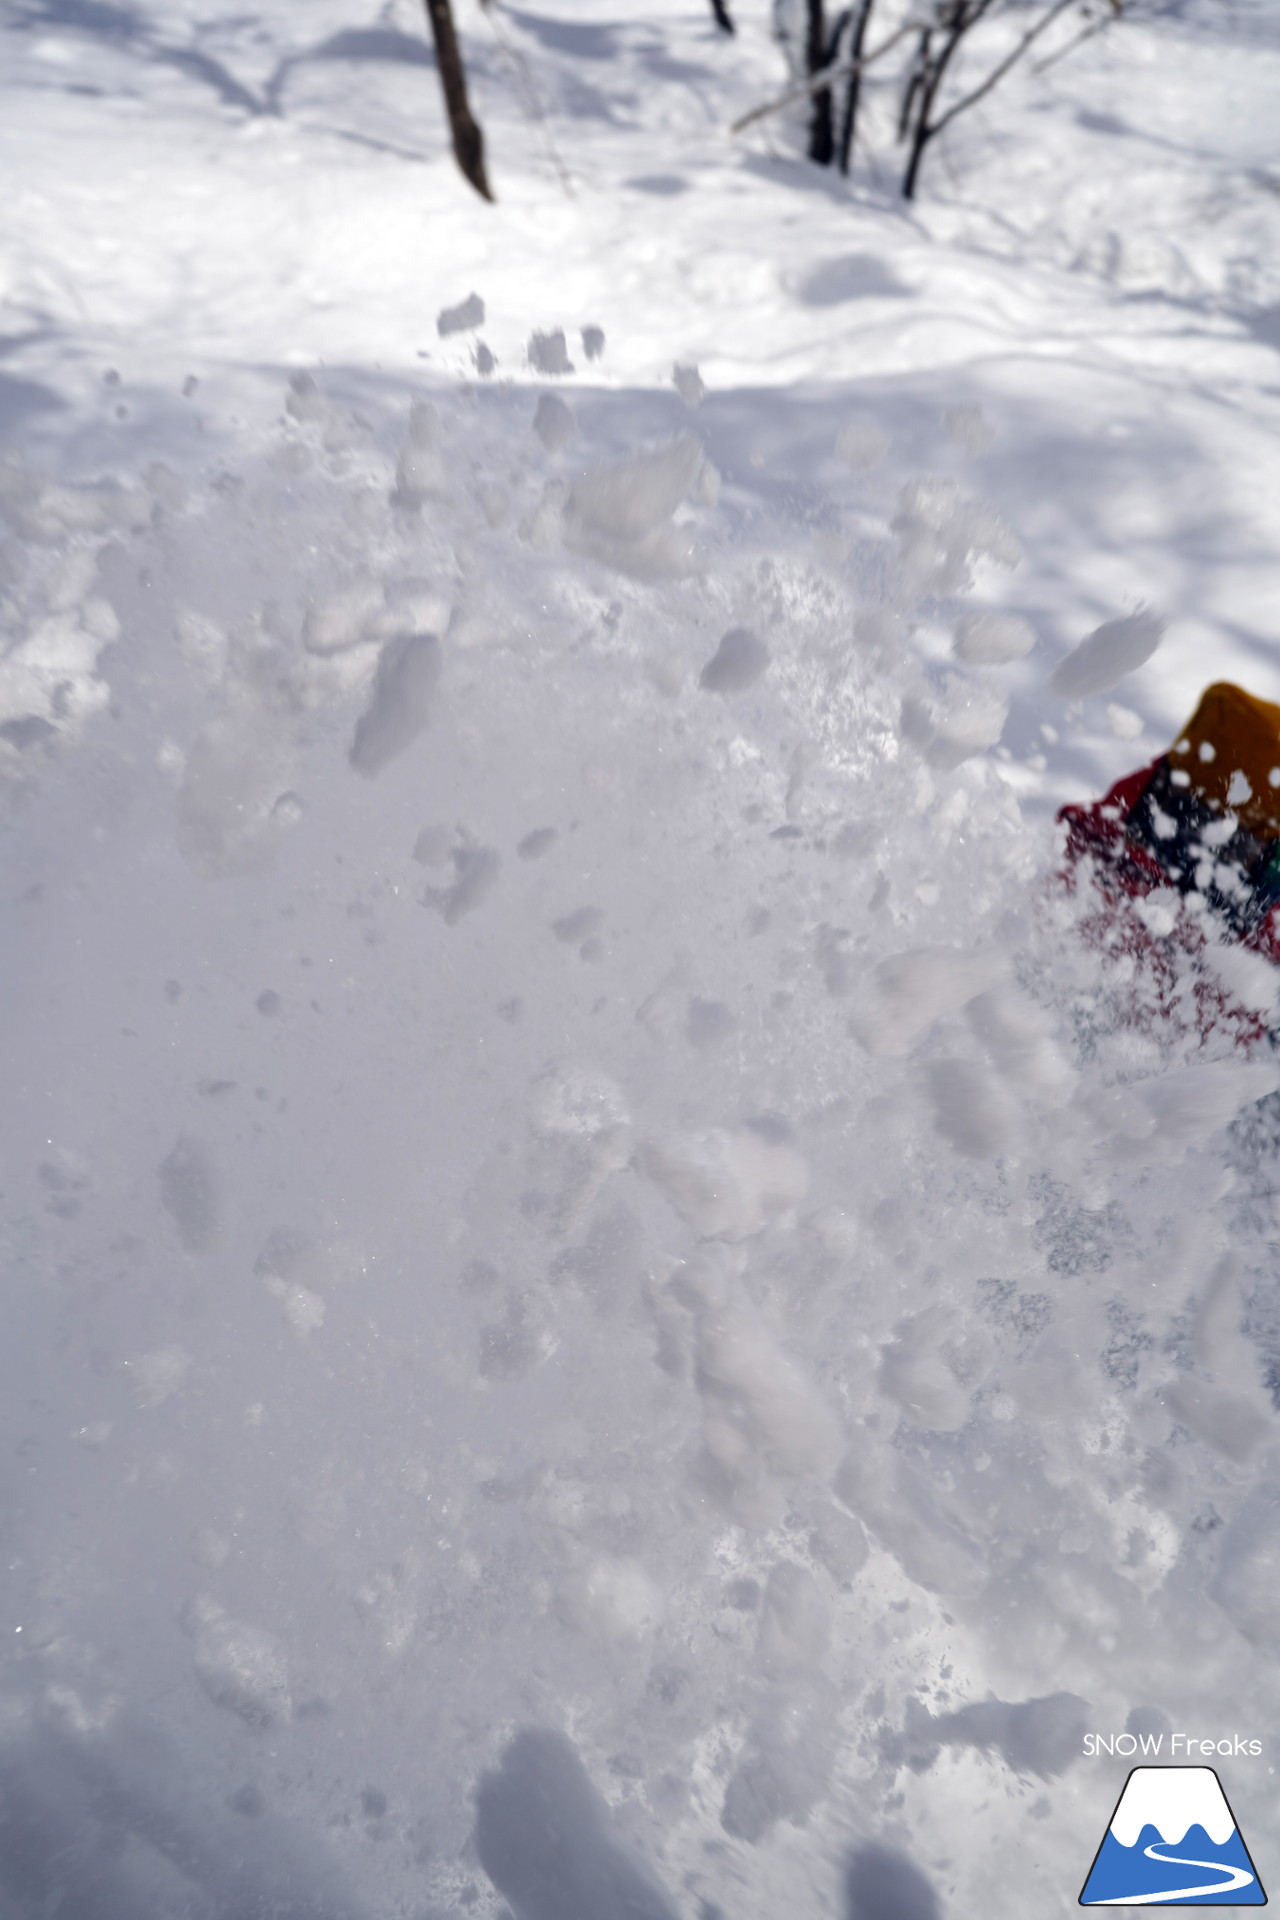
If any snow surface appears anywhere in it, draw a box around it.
[4,1,1280,1917]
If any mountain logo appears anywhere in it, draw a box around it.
[1080,1766,1266,1906]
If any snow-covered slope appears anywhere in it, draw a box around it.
[3,4,1280,1919]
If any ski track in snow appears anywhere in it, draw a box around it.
[3,3,1280,1918]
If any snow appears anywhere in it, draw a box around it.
[5,0,1280,1915]
[699,625,771,693]
[1048,609,1167,701]
[348,630,442,775]
[1109,1765,1236,1848]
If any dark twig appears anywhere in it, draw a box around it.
[423,0,494,201]
[928,0,1077,140]
[837,0,876,174]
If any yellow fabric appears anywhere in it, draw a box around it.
[1168,681,1280,837]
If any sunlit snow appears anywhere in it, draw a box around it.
[3,2,1280,1917]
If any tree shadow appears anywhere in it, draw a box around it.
[9,0,442,122]
[14,0,263,113]
[0,370,63,439]
[793,253,912,305]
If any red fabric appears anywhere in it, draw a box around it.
[1055,758,1280,1050]
[1057,759,1165,896]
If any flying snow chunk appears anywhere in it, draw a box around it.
[1080,1766,1264,1904]
[572,1556,666,1641]
[565,433,709,576]
[1126,1057,1280,1161]
[552,905,602,946]
[125,1343,191,1408]
[846,1846,940,1920]
[893,476,1021,598]
[348,632,441,776]
[1204,941,1280,1024]
[641,1127,807,1241]
[852,947,1009,1056]
[528,329,574,376]
[182,1594,291,1728]
[699,627,769,694]
[263,1277,326,1337]
[475,1729,679,1920]
[1164,1377,1269,1463]
[928,1057,1018,1158]
[437,292,485,337]
[673,363,706,409]
[530,1063,629,1140]
[176,706,293,876]
[257,1227,363,1292]
[952,609,1034,665]
[671,1244,842,1520]
[918,680,1008,768]
[1049,608,1165,699]
[533,394,576,451]
[1107,701,1144,740]
[581,325,605,361]
[878,1333,969,1432]
[393,401,446,503]
[901,1692,1088,1779]
[285,372,325,422]
[967,985,1076,1103]
[304,583,384,655]
[756,1560,829,1675]
[158,1135,219,1251]
[424,832,501,925]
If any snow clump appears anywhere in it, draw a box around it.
[437,292,485,336]
[699,626,769,693]
[892,476,1022,598]
[527,329,574,376]
[348,631,441,776]
[181,1595,291,1728]
[952,608,1034,664]
[1048,606,1165,698]
[564,432,715,576]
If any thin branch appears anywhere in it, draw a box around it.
[837,0,877,175]
[480,0,574,197]
[928,0,1078,140]
[903,0,991,200]
[729,16,917,136]
[807,0,834,165]
[1032,4,1119,76]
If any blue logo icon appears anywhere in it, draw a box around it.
[1080,1766,1266,1906]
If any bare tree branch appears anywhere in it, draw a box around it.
[479,0,574,197]
[423,0,494,202]
[837,0,877,175]
[807,0,835,165]
[903,0,996,200]
[928,0,1078,139]
[1032,1,1123,77]
[729,17,917,137]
